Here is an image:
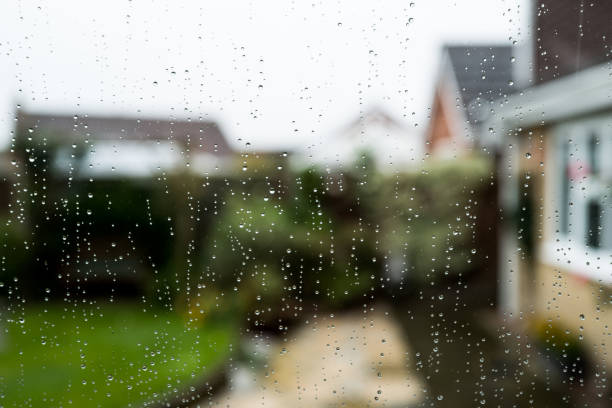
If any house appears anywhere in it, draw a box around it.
[10,111,235,295]
[422,45,515,303]
[14,111,234,179]
[306,107,423,173]
[426,45,515,157]
[482,1,612,370]
[531,0,612,84]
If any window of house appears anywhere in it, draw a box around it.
[556,116,612,251]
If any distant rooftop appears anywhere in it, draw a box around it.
[305,106,424,171]
[444,45,514,120]
[16,111,233,156]
[343,107,406,134]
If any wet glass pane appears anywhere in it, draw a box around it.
[1,1,611,407]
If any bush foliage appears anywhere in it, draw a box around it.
[8,131,493,314]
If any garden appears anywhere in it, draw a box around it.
[1,134,496,406]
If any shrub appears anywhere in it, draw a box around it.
[0,218,29,290]
[530,318,590,380]
[375,155,492,285]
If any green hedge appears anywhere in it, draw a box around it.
[375,155,491,284]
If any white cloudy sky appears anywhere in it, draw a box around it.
[0,0,527,151]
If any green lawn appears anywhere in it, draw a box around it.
[0,303,237,407]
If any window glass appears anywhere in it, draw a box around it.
[1,1,612,407]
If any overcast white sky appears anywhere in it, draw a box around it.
[0,0,527,151]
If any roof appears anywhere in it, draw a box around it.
[480,60,612,148]
[444,45,515,122]
[343,106,406,134]
[305,107,423,171]
[16,111,233,156]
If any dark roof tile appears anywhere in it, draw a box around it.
[445,45,514,122]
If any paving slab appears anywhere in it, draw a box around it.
[203,308,424,407]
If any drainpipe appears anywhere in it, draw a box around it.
[498,130,521,319]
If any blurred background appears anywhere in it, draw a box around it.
[1,1,612,407]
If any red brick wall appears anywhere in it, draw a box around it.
[426,87,453,154]
[534,0,612,84]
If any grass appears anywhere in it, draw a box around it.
[0,302,237,408]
